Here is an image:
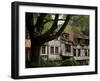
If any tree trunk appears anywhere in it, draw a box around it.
[30,40,41,67]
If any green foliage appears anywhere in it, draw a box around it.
[26,61,38,68]
[39,57,48,67]
[40,59,60,67]
[61,58,78,66]
[46,61,59,67]
[71,16,89,28]
[42,21,54,33]
[32,14,89,35]
[64,15,89,35]
[42,14,54,34]
[26,58,79,68]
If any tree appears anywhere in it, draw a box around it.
[26,13,71,67]
[69,15,89,35]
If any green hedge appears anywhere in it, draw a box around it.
[60,58,78,66]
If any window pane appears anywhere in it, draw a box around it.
[42,46,45,54]
[55,47,59,54]
[50,47,54,54]
[65,44,71,52]
[73,48,76,56]
[78,49,81,56]
[88,49,89,56]
[84,49,87,56]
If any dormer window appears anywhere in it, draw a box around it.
[61,33,69,40]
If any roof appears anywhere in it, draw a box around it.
[74,33,89,39]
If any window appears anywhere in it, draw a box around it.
[85,39,89,46]
[55,47,59,54]
[88,49,90,56]
[84,49,88,56]
[65,44,71,52]
[42,46,45,54]
[47,47,49,54]
[77,38,81,44]
[73,48,76,56]
[78,49,81,56]
[50,47,54,54]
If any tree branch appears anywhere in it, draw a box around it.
[43,19,66,24]
[36,14,59,41]
[40,15,72,43]
[35,13,47,32]
[54,15,72,36]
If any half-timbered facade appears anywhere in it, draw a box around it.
[25,32,89,65]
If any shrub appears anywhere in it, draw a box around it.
[61,58,78,66]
